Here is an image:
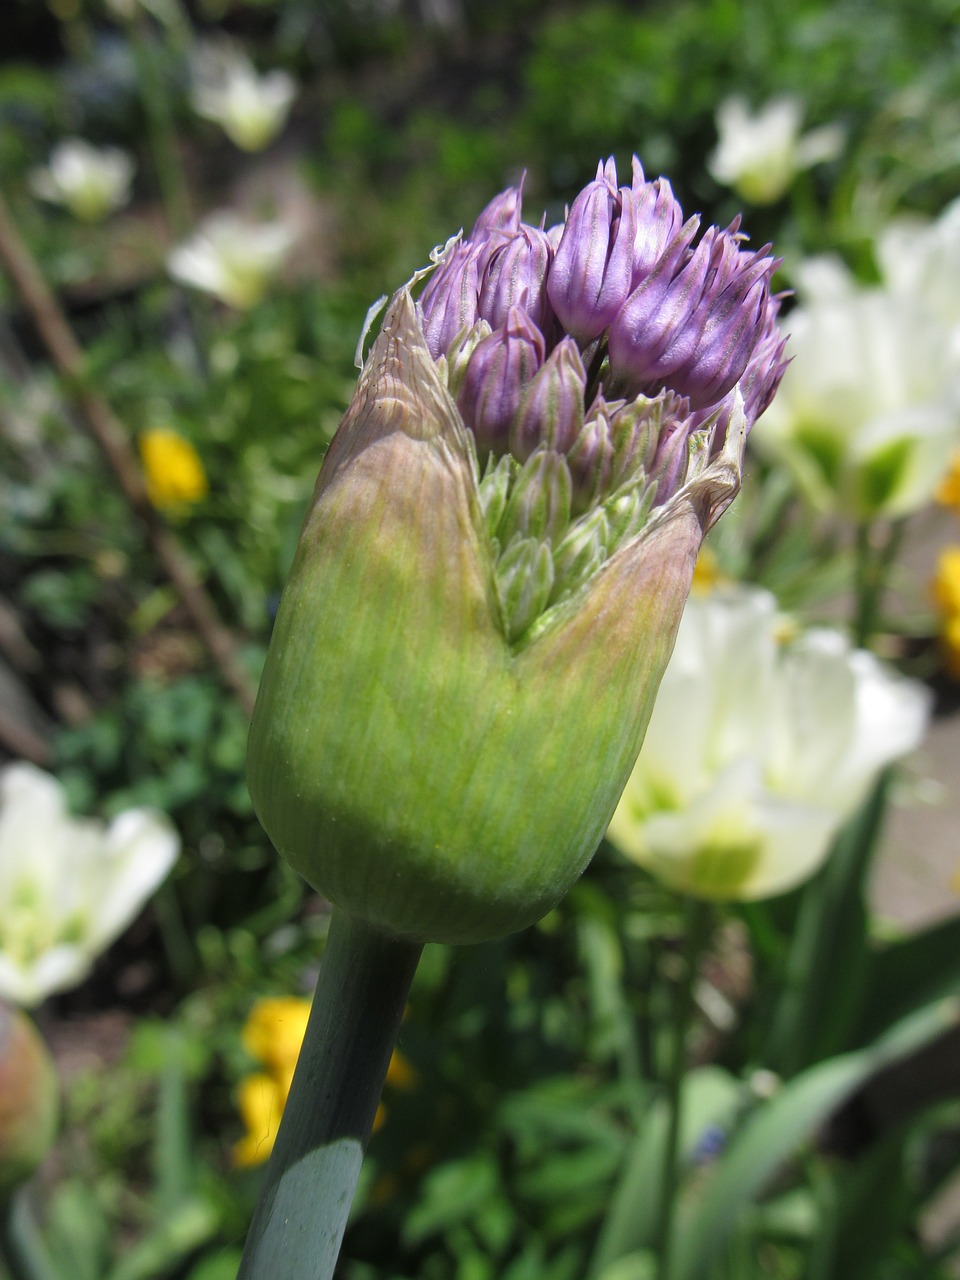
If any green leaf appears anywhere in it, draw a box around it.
[45,1182,110,1280]
[857,914,960,1045]
[587,1068,741,1279]
[763,774,889,1076]
[813,1130,912,1280]
[672,1000,960,1280]
[186,1251,244,1280]
[106,1198,220,1280]
[596,1251,657,1280]
[402,1154,501,1246]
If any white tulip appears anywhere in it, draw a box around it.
[166,211,294,309]
[753,257,960,518]
[876,197,960,366]
[607,587,930,901]
[29,138,135,222]
[191,43,296,152]
[0,763,180,1006]
[708,96,844,206]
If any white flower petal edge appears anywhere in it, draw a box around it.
[85,808,181,955]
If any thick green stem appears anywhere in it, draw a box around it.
[238,907,422,1280]
[653,898,711,1280]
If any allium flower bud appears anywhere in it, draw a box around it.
[479,225,555,333]
[631,159,685,283]
[497,447,572,545]
[566,415,615,512]
[247,158,785,946]
[456,307,546,454]
[606,217,706,391]
[548,158,637,343]
[419,240,486,360]
[667,237,780,408]
[509,337,585,459]
[692,294,789,441]
[609,220,780,411]
[472,182,524,237]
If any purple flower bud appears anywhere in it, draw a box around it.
[666,236,780,409]
[650,411,698,503]
[479,224,555,333]
[419,239,486,360]
[740,292,790,423]
[690,292,790,444]
[606,216,711,394]
[510,337,586,460]
[471,181,524,238]
[457,307,546,454]
[631,158,685,284]
[547,158,637,344]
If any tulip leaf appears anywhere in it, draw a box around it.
[856,913,960,1045]
[806,1129,912,1280]
[671,999,960,1280]
[762,773,889,1076]
[586,1067,741,1279]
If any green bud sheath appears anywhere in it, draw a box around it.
[247,291,742,944]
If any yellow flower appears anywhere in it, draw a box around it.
[233,1071,286,1169]
[932,548,960,678]
[933,547,960,617]
[936,452,960,515]
[232,994,416,1167]
[241,996,311,1074]
[139,429,208,509]
[942,615,960,679]
[691,545,727,595]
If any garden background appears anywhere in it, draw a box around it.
[2,0,960,1277]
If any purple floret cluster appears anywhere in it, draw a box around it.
[417,156,788,507]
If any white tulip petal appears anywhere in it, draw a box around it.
[0,764,180,1005]
[608,586,931,902]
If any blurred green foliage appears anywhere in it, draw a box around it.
[1,0,959,1276]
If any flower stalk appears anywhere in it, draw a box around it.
[238,909,422,1280]
[653,898,714,1280]
[244,157,788,1272]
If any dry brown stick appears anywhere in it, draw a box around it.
[0,191,257,717]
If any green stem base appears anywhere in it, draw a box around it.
[238,908,422,1280]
